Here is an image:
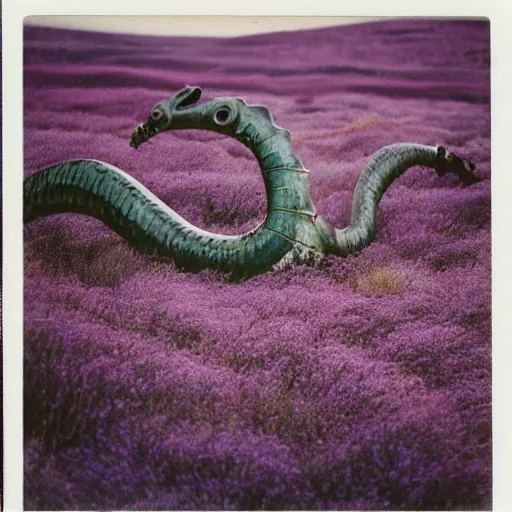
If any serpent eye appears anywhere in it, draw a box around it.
[151,108,164,120]
[214,106,232,126]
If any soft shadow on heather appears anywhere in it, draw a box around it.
[24,19,490,510]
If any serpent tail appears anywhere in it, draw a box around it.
[330,143,480,255]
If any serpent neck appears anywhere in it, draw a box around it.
[234,108,330,251]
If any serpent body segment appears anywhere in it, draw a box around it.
[24,86,480,277]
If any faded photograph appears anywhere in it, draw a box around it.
[23,16,491,510]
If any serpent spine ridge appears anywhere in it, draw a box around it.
[24,86,480,277]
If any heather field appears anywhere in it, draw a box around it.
[23,19,491,510]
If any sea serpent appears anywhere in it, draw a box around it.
[24,86,481,278]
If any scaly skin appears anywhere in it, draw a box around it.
[24,86,480,277]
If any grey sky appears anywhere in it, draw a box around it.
[24,15,390,37]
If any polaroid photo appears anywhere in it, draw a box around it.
[3,1,509,510]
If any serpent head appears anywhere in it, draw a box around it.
[434,145,480,185]
[130,86,247,149]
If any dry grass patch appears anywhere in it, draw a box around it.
[351,266,407,295]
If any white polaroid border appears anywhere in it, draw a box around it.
[3,1,510,511]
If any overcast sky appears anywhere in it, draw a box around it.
[24,16,392,37]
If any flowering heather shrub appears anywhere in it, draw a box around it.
[25,218,146,287]
[24,19,490,510]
